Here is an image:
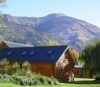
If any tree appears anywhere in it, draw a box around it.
[41,40,60,46]
[12,62,20,74]
[71,48,79,61]
[22,61,31,75]
[80,39,100,79]
[1,58,11,74]
[22,61,30,71]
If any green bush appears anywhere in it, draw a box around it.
[26,71,33,78]
[10,76,24,85]
[1,58,11,74]
[39,76,48,85]
[12,62,20,74]
[50,76,59,85]
[0,74,11,82]
[14,69,26,76]
[10,74,59,86]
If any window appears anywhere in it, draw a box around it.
[22,51,27,55]
[29,51,35,55]
[7,51,12,56]
[48,50,54,55]
[45,66,50,70]
[32,66,36,70]
[75,69,79,75]
[76,70,79,75]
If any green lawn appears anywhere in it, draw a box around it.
[0,78,100,87]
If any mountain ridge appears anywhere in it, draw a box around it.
[1,13,100,51]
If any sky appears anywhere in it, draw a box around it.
[1,0,100,27]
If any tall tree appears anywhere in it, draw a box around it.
[80,40,100,79]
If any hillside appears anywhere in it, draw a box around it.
[1,13,100,50]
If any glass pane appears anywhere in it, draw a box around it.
[7,51,12,55]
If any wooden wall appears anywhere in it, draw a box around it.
[55,49,75,82]
[74,68,82,78]
[30,62,55,77]
[9,62,56,77]
[65,49,75,70]
[74,68,90,78]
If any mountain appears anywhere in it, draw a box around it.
[1,13,100,51]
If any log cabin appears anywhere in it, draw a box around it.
[0,45,77,82]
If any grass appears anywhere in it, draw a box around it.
[0,78,100,87]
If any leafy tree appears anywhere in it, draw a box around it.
[16,61,31,76]
[1,58,10,74]
[41,40,60,46]
[80,39,100,79]
[12,62,20,73]
[71,48,79,61]
[22,61,30,71]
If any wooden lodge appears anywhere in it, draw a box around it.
[0,45,77,82]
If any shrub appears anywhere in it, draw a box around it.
[39,76,48,85]
[0,71,59,86]
[10,76,24,85]
[22,61,30,71]
[10,74,59,86]
[1,58,11,74]
[14,69,26,76]
[0,74,11,82]
[26,70,33,78]
[51,76,59,85]
[12,62,20,74]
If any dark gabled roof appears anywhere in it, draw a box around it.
[0,41,32,48]
[0,45,68,62]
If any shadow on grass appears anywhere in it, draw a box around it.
[71,80,100,84]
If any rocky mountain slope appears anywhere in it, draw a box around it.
[1,13,100,51]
